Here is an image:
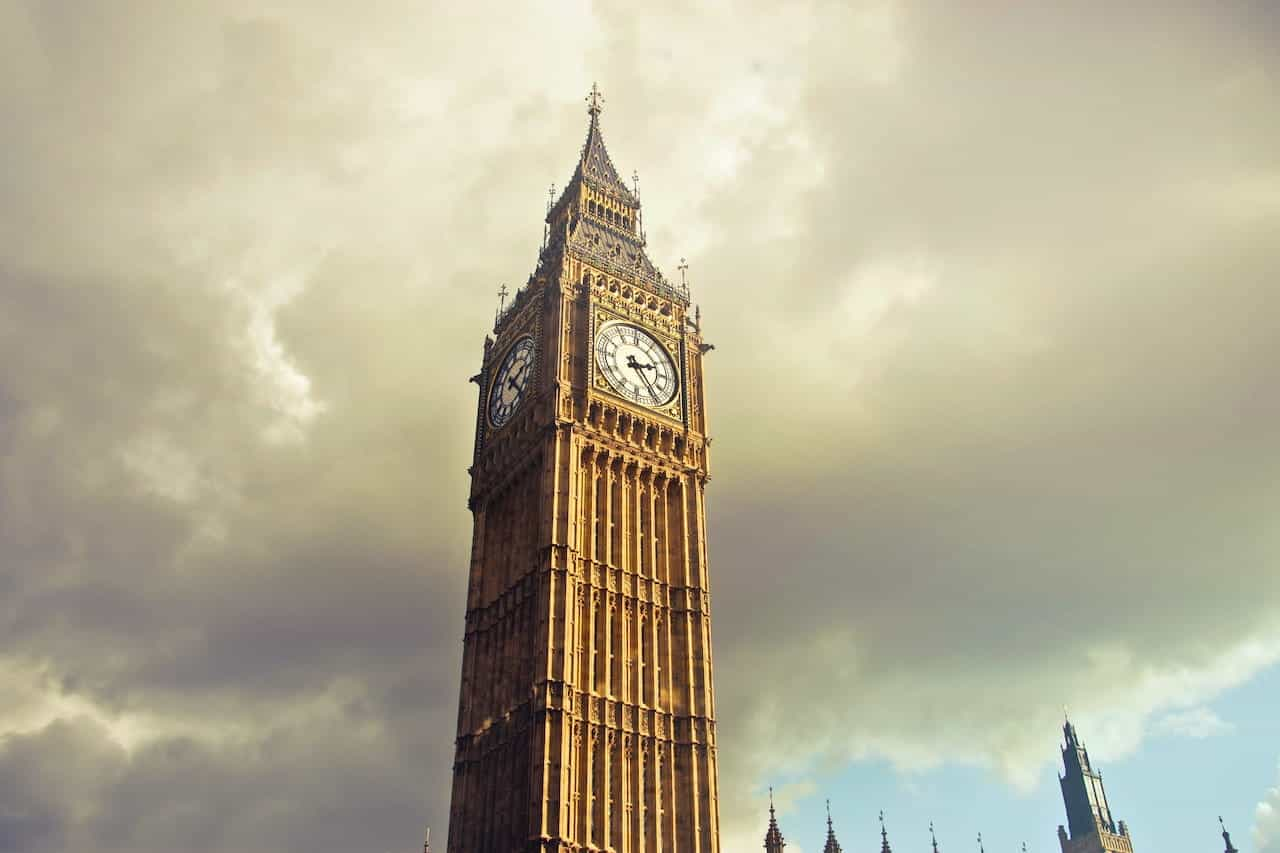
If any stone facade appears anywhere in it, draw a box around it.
[446,89,720,853]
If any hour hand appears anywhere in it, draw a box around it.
[626,354,655,371]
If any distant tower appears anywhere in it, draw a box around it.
[822,800,843,853]
[879,810,894,853]
[763,788,786,853]
[1056,716,1134,853]
[1218,817,1238,853]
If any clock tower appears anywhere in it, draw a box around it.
[446,87,721,853]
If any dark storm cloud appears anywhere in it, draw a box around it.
[1,1,1278,851]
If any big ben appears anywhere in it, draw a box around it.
[446,87,721,853]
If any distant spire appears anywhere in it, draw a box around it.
[423,826,431,853]
[1219,816,1238,853]
[930,822,940,853]
[763,787,786,851]
[823,799,843,853]
[880,809,893,853]
[977,832,985,853]
[1063,708,1079,746]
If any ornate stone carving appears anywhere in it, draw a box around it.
[447,92,719,853]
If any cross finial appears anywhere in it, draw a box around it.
[678,257,689,286]
[587,82,604,116]
[547,184,556,211]
[497,284,509,312]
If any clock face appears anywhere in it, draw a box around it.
[595,322,679,408]
[487,336,535,428]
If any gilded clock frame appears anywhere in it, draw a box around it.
[590,304,684,422]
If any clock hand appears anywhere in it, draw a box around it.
[625,355,656,371]
[631,360,659,399]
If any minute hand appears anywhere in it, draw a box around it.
[626,355,660,399]
[635,369,660,400]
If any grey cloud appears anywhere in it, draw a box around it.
[1,1,1278,851]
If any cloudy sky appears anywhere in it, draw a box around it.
[2,1,1278,851]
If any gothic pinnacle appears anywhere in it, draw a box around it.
[763,786,785,851]
[1220,816,1239,853]
[822,799,843,853]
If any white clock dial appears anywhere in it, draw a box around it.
[487,336,535,428]
[595,322,679,408]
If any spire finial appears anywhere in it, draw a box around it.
[763,786,786,850]
[1220,816,1239,853]
[678,257,689,287]
[497,283,509,315]
[586,82,604,117]
[977,832,984,853]
[931,821,940,853]
[543,185,556,249]
[879,810,892,853]
[423,826,431,853]
[822,801,842,853]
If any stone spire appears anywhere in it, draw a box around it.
[538,85,687,305]
[763,787,786,852]
[566,82,637,204]
[931,822,941,853]
[1219,817,1238,853]
[823,799,843,853]
[880,810,894,853]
